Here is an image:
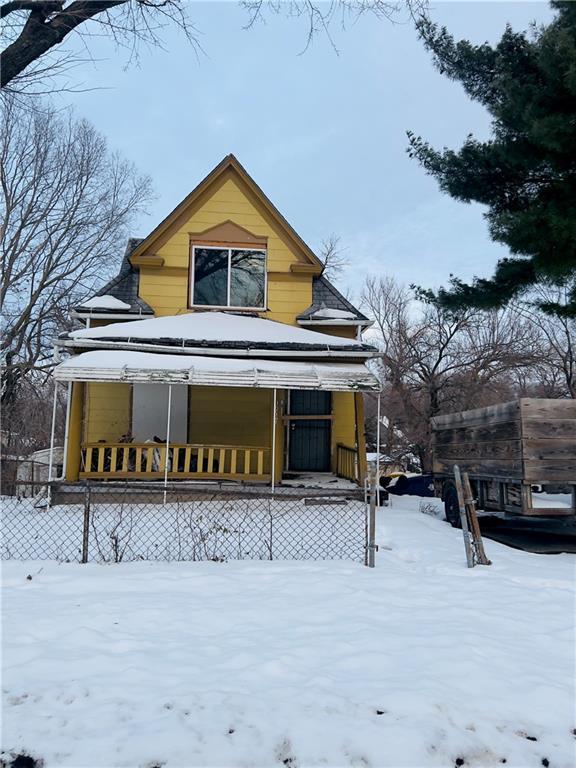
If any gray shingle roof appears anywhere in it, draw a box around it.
[74,239,154,315]
[297,275,370,325]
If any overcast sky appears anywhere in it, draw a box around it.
[59,1,553,298]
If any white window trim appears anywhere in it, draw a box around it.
[190,245,267,310]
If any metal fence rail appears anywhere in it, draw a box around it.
[1,482,370,564]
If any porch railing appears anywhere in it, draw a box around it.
[336,443,358,482]
[80,443,271,481]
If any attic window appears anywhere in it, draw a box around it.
[191,246,266,309]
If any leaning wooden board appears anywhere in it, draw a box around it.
[431,398,576,517]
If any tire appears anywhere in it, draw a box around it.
[444,483,461,528]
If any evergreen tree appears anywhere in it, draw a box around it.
[408,2,576,317]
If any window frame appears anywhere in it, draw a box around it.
[189,244,267,310]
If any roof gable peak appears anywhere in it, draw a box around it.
[129,154,322,271]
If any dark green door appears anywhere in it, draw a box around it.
[288,391,331,472]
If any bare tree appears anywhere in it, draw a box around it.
[319,234,348,282]
[361,275,539,469]
[0,0,196,91]
[1,0,424,93]
[511,284,576,398]
[1,96,152,407]
[241,0,426,54]
[1,374,66,455]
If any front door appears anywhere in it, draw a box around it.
[288,391,331,472]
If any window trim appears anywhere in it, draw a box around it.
[189,244,267,310]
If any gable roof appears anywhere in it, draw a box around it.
[128,154,323,270]
[297,275,371,327]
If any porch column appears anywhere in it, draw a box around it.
[376,392,382,505]
[65,382,85,482]
[61,382,72,480]
[354,392,368,485]
[271,388,277,491]
[163,384,173,501]
[48,379,60,481]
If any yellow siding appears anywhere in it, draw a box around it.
[331,392,357,472]
[189,387,272,447]
[85,383,131,443]
[65,382,85,482]
[273,390,286,482]
[354,392,368,484]
[138,170,313,322]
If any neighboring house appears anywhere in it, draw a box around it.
[53,155,379,486]
[16,448,64,496]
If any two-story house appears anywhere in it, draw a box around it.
[53,155,379,487]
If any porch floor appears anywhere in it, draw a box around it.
[281,473,359,490]
[50,473,360,505]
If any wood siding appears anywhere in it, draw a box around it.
[331,392,357,473]
[85,383,131,443]
[189,386,272,447]
[138,170,314,323]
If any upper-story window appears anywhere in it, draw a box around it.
[191,246,266,309]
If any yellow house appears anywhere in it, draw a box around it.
[53,155,379,487]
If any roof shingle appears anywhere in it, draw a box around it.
[297,275,370,325]
[73,239,154,315]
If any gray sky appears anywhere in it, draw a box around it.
[59,1,553,297]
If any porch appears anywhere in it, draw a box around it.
[53,350,381,488]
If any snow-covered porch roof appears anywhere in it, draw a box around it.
[54,350,381,392]
[57,311,377,360]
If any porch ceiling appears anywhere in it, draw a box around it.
[54,350,381,392]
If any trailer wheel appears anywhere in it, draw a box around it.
[444,483,461,528]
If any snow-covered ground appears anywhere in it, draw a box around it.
[2,496,575,768]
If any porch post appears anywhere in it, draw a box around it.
[163,384,173,502]
[271,388,277,492]
[61,382,72,482]
[65,382,85,482]
[47,379,59,504]
[376,392,381,506]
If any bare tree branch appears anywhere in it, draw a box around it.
[1,0,198,91]
[319,233,348,282]
[1,95,153,409]
[241,0,427,54]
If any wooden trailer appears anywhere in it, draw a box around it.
[431,398,576,525]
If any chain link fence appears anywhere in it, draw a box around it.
[1,482,370,564]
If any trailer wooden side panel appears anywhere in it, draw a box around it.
[431,400,523,481]
[432,400,521,430]
[520,399,576,484]
[431,398,576,517]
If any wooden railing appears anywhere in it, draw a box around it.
[80,443,271,481]
[336,443,358,482]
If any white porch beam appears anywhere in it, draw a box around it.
[47,379,59,504]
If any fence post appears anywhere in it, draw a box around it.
[81,483,91,564]
[453,465,474,568]
[367,470,377,568]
